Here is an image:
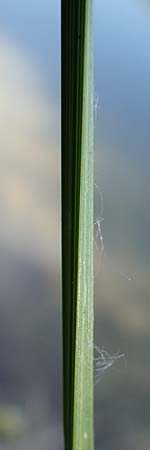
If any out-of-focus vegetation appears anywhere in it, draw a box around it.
[0,406,27,441]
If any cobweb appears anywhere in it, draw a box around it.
[94,183,132,281]
[94,183,104,259]
[93,93,127,386]
[94,91,103,129]
[94,89,132,281]
[93,344,125,385]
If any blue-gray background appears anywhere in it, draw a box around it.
[0,0,149,449]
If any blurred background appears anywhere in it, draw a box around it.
[0,0,149,449]
[0,1,62,449]
[94,1,150,449]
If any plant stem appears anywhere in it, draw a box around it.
[61,1,94,449]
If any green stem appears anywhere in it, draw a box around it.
[61,1,94,449]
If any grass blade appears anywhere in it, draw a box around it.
[61,1,94,449]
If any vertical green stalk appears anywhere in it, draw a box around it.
[61,1,94,450]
